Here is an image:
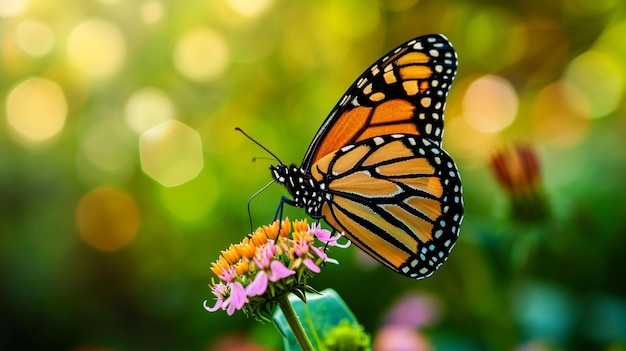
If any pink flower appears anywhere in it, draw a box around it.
[218,266,237,283]
[204,281,249,315]
[310,223,350,248]
[303,258,320,273]
[310,245,327,261]
[204,282,228,312]
[245,271,269,296]
[226,281,248,315]
[253,242,276,269]
[268,260,295,281]
[373,325,431,351]
[246,260,295,297]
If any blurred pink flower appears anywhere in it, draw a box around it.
[373,325,432,351]
[383,293,441,329]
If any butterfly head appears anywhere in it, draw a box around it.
[270,164,325,217]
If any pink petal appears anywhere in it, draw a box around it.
[203,298,223,312]
[245,271,269,297]
[311,224,335,244]
[294,244,305,257]
[219,266,237,283]
[310,245,327,261]
[268,260,295,281]
[226,281,248,310]
[226,301,237,316]
[303,258,320,273]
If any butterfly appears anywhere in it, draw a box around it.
[270,34,463,279]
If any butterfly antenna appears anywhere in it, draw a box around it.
[235,127,284,165]
[246,179,276,232]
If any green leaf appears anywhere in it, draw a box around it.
[273,288,371,351]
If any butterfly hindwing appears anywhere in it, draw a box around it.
[302,34,458,170]
[310,134,463,279]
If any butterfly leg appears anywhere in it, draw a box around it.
[273,195,296,221]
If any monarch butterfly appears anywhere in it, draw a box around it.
[270,34,463,279]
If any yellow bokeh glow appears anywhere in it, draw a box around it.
[564,49,624,119]
[173,28,229,82]
[227,0,272,18]
[76,187,141,252]
[462,75,518,133]
[0,0,28,17]
[141,0,164,24]
[16,19,55,57]
[67,19,126,79]
[6,77,67,144]
[139,120,204,187]
[124,87,176,134]
[530,81,590,147]
[445,116,499,168]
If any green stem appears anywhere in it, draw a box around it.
[277,294,315,351]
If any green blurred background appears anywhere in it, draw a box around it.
[2,0,626,350]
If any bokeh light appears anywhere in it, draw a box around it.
[139,120,204,187]
[513,282,577,342]
[15,19,55,57]
[462,74,519,134]
[67,19,126,79]
[173,27,229,82]
[76,187,141,252]
[141,0,164,24]
[530,81,590,147]
[6,77,67,144]
[124,87,176,134]
[0,0,28,17]
[227,0,272,18]
[445,116,499,166]
[564,49,624,119]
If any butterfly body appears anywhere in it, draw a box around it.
[270,34,463,279]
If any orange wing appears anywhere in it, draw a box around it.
[301,34,458,171]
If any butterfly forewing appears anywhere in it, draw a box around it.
[302,34,458,170]
[311,134,463,279]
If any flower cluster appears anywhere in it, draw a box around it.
[204,218,349,320]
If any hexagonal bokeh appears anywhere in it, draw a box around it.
[139,120,203,187]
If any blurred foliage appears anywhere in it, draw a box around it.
[1,0,626,350]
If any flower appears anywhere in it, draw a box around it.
[310,222,351,248]
[490,144,550,222]
[204,218,348,320]
[490,144,541,195]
